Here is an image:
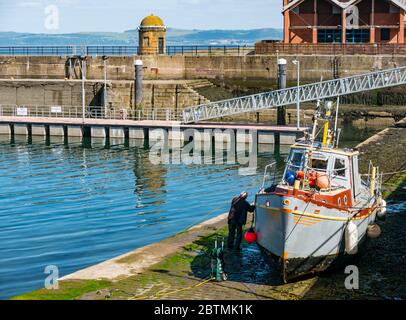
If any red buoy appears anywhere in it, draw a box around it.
[296,171,305,181]
[244,228,257,243]
[308,171,317,187]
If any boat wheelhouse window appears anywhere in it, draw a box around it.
[287,150,304,171]
[310,159,328,172]
[291,152,303,167]
[334,158,346,177]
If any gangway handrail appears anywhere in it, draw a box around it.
[261,162,277,190]
[182,66,406,124]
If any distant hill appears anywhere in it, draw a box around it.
[0,28,282,46]
[170,29,283,45]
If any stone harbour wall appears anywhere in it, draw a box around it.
[1,54,406,82]
[0,79,209,114]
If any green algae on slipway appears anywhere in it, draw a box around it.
[12,280,112,300]
[13,223,319,300]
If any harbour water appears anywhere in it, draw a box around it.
[0,124,382,299]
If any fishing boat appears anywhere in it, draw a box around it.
[254,99,387,282]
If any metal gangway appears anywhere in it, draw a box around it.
[182,66,406,124]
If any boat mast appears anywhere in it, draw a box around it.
[309,98,340,147]
[322,101,333,146]
[310,100,320,144]
[333,97,340,148]
[333,97,340,139]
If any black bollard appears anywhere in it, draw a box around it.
[134,59,143,117]
[277,58,287,126]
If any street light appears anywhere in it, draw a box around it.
[292,59,300,130]
[102,56,109,118]
[81,57,86,124]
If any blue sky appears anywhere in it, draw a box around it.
[0,0,283,33]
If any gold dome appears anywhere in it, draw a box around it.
[140,14,165,27]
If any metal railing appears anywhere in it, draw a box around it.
[182,65,406,123]
[255,41,406,56]
[0,105,183,121]
[361,160,383,194]
[0,46,77,56]
[86,46,139,56]
[6,43,406,57]
[166,45,253,56]
[0,45,254,57]
[261,162,277,190]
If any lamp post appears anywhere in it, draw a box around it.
[102,56,109,118]
[292,59,300,130]
[81,59,86,123]
[277,58,287,126]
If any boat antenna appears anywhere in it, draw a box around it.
[311,99,321,144]
[322,101,333,146]
[333,96,340,147]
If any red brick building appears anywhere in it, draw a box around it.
[283,0,406,44]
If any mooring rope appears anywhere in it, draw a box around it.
[361,169,406,176]
[128,276,214,300]
[124,202,229,300]
[380,169,406,176]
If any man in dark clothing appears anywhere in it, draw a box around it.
[227,191,256,251]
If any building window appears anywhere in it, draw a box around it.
[381,28,390,41]
[389,4,399,13]
[318,29,342,43]
[143,37,150,47]
[332,6,341,15]
[346,29,370,43]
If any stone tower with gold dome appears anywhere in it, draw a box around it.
[138,14,166,55]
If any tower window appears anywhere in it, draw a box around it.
[158,37,164,54]
[143,37,150,47]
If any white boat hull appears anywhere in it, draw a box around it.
[255,192,378,281]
